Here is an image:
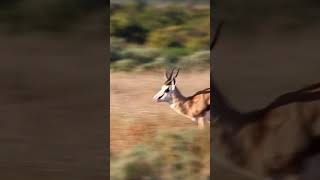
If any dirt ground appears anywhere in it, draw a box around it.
[110,71,210,153]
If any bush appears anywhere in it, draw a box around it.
[185,36,210,50]
[147,24,209,50]
[110,59,140,72]
[110,4,149,43]
[178,50,210,70]
[137,59,164,71]
[160,48,191,62]
[111,146,161,180]
[136,6,190,32]
[111,4,191,43]
[137,57,173,71]
[119,47,160,63]
[109,3,210,72]
[111,37,126,61]
[147,26,189,48]
[110,48,210,72]
[110,129,210,180]
[110,3,209,46]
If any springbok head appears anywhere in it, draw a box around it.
[153,68,180,103]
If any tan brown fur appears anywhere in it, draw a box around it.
[153,69,210,129]
[172,88,210,117]
[213,82,320,180]
[211,21,320,180]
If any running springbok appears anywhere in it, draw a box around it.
[211,21,320,180]
[153,68,210,129]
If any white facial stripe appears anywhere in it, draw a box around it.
[153,85,171,102]
[153,86,163,99]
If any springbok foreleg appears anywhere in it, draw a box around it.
[197,117,205,129]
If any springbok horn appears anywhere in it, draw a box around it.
[165,67,175,80]
[173,68,180,79]
[165,69,170,79]
[211,21,224,51]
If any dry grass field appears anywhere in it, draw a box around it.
[110,71,210,153]
[110,71,211,180]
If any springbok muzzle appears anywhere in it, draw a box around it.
[153,92,163,102]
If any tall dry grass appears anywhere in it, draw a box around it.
[110,71,210,153]
[110,71,210,179]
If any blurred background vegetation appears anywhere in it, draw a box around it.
[110,1,210,72]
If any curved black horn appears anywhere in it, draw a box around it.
[173,68,180,79]
[211,21,224,51]
[165,67,175,80]
[165,69,170,79]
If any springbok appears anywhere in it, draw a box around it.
[153,68,210,129]
[211,22,320,180]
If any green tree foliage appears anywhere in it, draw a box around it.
[110,4,209,47]
[110,3,210,72]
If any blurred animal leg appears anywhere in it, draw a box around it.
[198,117,205,129]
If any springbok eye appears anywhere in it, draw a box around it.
[165,88,169,93]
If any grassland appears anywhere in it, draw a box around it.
[110,71,210,179]
[110,71,210,152]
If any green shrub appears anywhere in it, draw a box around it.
[111,51,122,62]
[160,48,191,62]
[111,37,126,48]
[109,3,210,72]
[137,57,171,71]
[111,37,126,61]
[110,59,140,72]
[178,50,210,70]
[110,49,209,72]
[135,6,190,32]
[110,129,210,180]
[110,5,149,43]
[111,146,161,180]
[119,47,160,63]
[147,26,188,48]
[111,4,191,39]
[147,24,209,50]
[185,36,210,50]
